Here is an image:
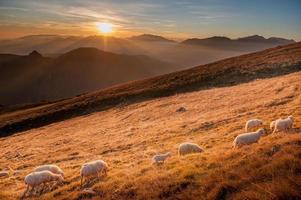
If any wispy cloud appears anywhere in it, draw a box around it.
[0,0,300,40]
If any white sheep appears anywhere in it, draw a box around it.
[233,128,265,148]
[23,171,64,196]
[178,142,204,156]
[80,160,108,186]
[273,116,294,133]
[34,164,64,177]
[152,152,171,165]
[245,119,263,132]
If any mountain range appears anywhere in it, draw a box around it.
[182,35,295,51]
[0,48,175,106]
[0,34,296,106]
[0,34,295,67]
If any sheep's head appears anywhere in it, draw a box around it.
[57,170,65,178]
[104,163,109,170]
[55,174,64,182]
[288,115,294,122]
[195,147,204,153]
[258,128,266,135]
[166,152,171,157]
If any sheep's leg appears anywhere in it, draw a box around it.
[21,185,29,198]
[30,186,35,196]
[80,176,83,188]
[41,183,46,195]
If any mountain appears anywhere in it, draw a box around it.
[1,42,300,135]
[182,36,232,46]
[182,35,295,51]
[0,34,296,68]
[0,48,175,106]
[129,34,175,43]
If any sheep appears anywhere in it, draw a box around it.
[233,128,265,148]
[80,160,108,187]
[178,142,203,156]
[34,164,64,177]
[273,116,294,133]
[23,171,64,196]
[245,119,263,132]
[152,152,171,165]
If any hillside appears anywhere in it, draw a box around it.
[0,42,300,136]
[0,67,300,200]
[0,48,175,106]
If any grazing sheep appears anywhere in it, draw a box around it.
[178,142,203,156]
[273,116,294,133]
[152,152,171,164]
[23,171,64,196]
[80,160,108,186]
[34,164,64,177]
[245,119,263,132]
[233,128,265,148]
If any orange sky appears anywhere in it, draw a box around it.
[0,0,300,41]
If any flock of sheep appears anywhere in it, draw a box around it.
[1,115,295,197]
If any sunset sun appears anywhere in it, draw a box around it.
[97,22,113,34]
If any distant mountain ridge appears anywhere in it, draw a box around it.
[0,34,296,67]
[182,35,295,51]
[129,34,176,43]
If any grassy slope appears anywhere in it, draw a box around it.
[1,42,301,135]
[0,71,300,200]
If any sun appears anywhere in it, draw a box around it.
[97,22,113,34]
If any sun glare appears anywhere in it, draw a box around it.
[97,22,113,34]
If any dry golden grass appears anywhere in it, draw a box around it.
[0,71,301,200]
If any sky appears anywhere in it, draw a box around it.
[0,0,300,40]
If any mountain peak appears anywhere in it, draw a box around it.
[237,35,266,42]
[28,50,42,58]
[129,34,175,43]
